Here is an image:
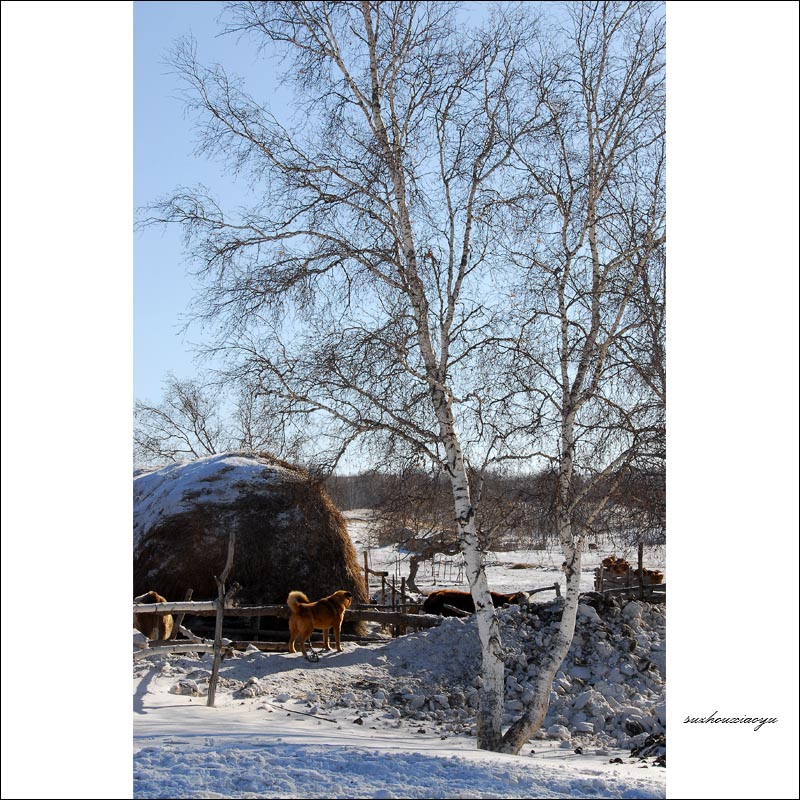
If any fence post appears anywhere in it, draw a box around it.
[400,577,407,636]
[207,528,236,707]
[364,550,370,597]
[637,541,644,599]
[391,578,397,637]
[169,588,193,640]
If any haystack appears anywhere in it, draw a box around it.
[133,453,368,632]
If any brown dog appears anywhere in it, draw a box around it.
[287,589,353,656]
[134,590,174,641]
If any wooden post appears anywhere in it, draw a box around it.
[638,541,644,599]
[391,578,397,637]
[363,550,370,597]
[207,528,236,707]
[169,588,193,640]
[381,574,386,607]
[400,577,406,636]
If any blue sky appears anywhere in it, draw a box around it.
[134,1,259,402]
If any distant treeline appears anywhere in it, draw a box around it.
[325,467,665,551]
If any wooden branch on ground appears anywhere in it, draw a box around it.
[177,624,204,643]
[598,583,666,596]
[525,583,561,597]
[134,643,222,661]
[441,603,472,618]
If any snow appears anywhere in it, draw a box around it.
[133,453,296,546]
[134,650,666,799]
[132,510,669,798]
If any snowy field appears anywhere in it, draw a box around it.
[344,510,666,599]
[133,511,667,798]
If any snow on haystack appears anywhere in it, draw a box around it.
[133,452,368,615]
[134,453,298,544]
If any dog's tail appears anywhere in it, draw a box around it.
[287,590,310,611]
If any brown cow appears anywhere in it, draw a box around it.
[422,589,527,617]
[134,590,174,640]
[598,556,664,586]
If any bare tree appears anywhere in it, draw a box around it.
[134,374,227,464]
[133,371,303,466]
[497,1,665,752]
[140,1,539,750]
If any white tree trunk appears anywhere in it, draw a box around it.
[499,410,584,753]
[500,526,583,753]
[431,385,505,751]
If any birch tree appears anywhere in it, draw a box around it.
[498,0,665,752]
[141,0,538,750]
[134,374,226,463]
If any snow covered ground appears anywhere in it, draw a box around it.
[133,626,666,798]
[133,511,667,798]
[134,676,664,799]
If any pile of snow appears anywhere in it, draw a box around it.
[192,595,666,752]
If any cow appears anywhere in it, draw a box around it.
[422,589,527,617]
[133,590,174,641]
[598,556,664,586]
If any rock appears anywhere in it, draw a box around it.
[449,692,465,708]
[170,679,202,696]
[578,603,602,623]
[546,724,571,740]
[575,721,594,733]
[274,691,291,703]
[625,718,646,736]
[522,687,535,704]
[570,666,592,681]
[622,601,644,621]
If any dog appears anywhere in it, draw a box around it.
[287,589,353,657]
[133,590,174,641]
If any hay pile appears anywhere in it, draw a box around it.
[133,453,368,622]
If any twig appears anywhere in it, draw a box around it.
[261,700,337,723]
